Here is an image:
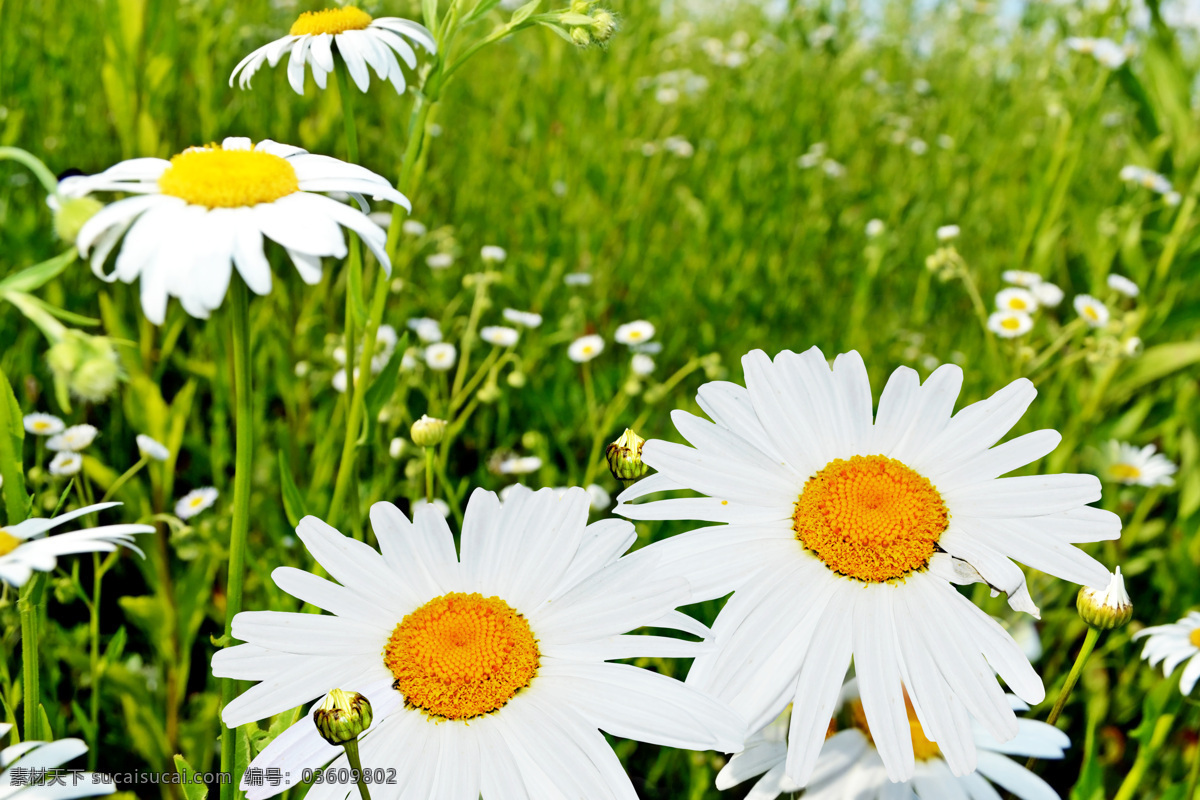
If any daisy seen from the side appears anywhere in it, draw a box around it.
[987,310,1033,339]
[0,502,152,588]
[1073,295,1109,328]
[74,137,408,324]
[211,487,746,799]
[616,346,1120,785]
[177,488,219,520]
[1134,611,1200,696]
[23,414,64,436]
[1098,440,1176,487]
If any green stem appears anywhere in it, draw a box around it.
[99,456,148,502]
[450,279,489,404]
[343,739,372,800]
[88,551,117,770]
[219,279,255,800]
[18,575,45,740]
[424,447,435,504]
[0,147,59,195]
[1113,711,1176,800]
[1185,717,1200,800]
[1026,627,1101,769]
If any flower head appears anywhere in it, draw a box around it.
[865,219,885,238]
[995,287,1038,314]
[1001,270,1042,288]
[1107,273,1139,298]
[987,310,1033,338]
[1099,440,1176,487]
[1134,611,1200,695]
[407,317,443,343]
[480,245,507,263]
[1074,294,1110,328]
[615,320,656,346]
[49,451,83,477]
[47,424,99,452]
[631,353,656,376]
[313,688,373,745]
[503,308,543,328]
[480,326,520,347]
[46,331,123,404]
[0,502,151,587]
[176,487,219,520]
[137,434,171,462]
[1032,281,1064,308]
[410,415,447,448]
[23,413,64,436]
[936,224,960,241]
[426,253,455,270]
[1077,568,1132,630]
[425,343,457,371]
[568,334,605,363]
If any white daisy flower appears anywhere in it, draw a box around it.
[480,326,520,347]
[615,320,656,345]
[718,682,1069,800]
[402,219,427,236]
[0,722,114,798]
[1106,273,1139,298]
[211,487,745,799]
[1099,440,1176,487]
[176,487,219,520]
[1134,611,1200,695]
[503,308,543,328]
[564,272,593,286]
[46,423,99,452]
[1074,295,1110,328]
[480,245,507,263]
[23,413,64,436]
[865,219,885,238]
[1001,270,1042,288]
[331,368,359,393]
[229,7,435,95]
[1032,281,1064,308]
[1122,336,1144,357]
[1120,165,1173,195]
[136,434,170,462]
[616,347,1120,784]
[568,334,605,363]
[74,137,408,324]
[411,497,450,518]
[425,343,457,371]
[497,455,543,475]
[388,438,407,460]
[1166,191,1182,206]
[407,317,443,343]
[995,288,1039,314]
[936,224,960,241]
[987,310,1034,339]
[0,502,151,588]
[48,451,83,477]
[632,353,656,376]
[586,483,612,510]
[426,252,455,270]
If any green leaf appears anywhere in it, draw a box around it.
[36,704,52,741]
[422,0,438,38]
[511,0,542,25]
[278,450,309,529]
[0,366,28,524]
[466,0,504,23]
[173,754,209,800]
[536,19,574,43]
[0,249,77,293]
[118,595,169,645]
[364,333,408,419]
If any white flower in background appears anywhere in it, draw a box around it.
[797,152,822,169]
[480,326,520,347]
[717,682,1069,800]
[1066,37,1127,68]
[230,8,435,95]
[1119,165,1173,195]
[410,497,450,518]
[987,310,1034,338]
[480,245,507,263]
[1001,270,1042,288]
[823,159,847,177]
[46,423,99,452]
[586,483,611,510]
[632,341,663,355]
[1134,611,1200,695]
[400,348,420,371]
[909,138,928,156]
[1002,616,1043,663]
[137,434,170,462]
[936,224,960,241]
[1032,281,1064,308]
[617,347,1120,783]
[176,487,219,520]
[497,455,543,475]
[1166,191,1182,206]
[1099,441,1177,487]
[568,334,605,363]
[1107,273,1139,298]
[0,722,114,798]
[632,354,656,376]
[426,252,455,270]
[331,368,359,393]
[1074,294,1110,328]
[938,134,955,149]
[425,343,457,371]
[995,288,1039,314]
[23,413,64,436]
[0,502,152,588]
[1122,336,1144,357]
[655,86,680,104]
[564,272,593,286]
[75,137,408,324]
[663,136,695,158]
[294,360,311,378]
[370,324,399,372]
[865,218,885,238]
[503,308,543,328]
[615,320,656,345]
[402,219,427,237]
[388,438,406,460]
[407,317,443,343]
[211,488,743,800]
[48,452,83,477]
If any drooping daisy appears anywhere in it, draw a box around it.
[617,347,1120,784]
[0,723,114,798]
[987,310,1033,339]
[718,682,1069,800]
[0,502,151,587]
[1074,295,1110,328]
[230,7,435,95]
[48,451,83,477]
[46,424,99,452]
[615,320,656,346]
[480,326,520,347]
[211,487,745,799]
[425,343,457,371]
[176,487,219,520]
[503,308,543,328]
[481,245,507,263]
[1106,274,1139,298]
[1098,441,1176,487]
[936,224,960,241]
[995,288,1039,314]
[74,137,407,325]
[136,434,171,462]
[23,413,64,436]
[1134,611,1200,695]
[568,334,605,363]
[1001,270,1042,288]
[1032,281,1064,308]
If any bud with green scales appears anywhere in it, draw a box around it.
[607,428,649,482]
[313,688,373,746]
[410,415,447,448]
[1077,567,1133,631]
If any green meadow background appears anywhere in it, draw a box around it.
[2,0,1200,796]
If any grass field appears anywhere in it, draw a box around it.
[1,0,1200,797]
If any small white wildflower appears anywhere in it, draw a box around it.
[480,326,520,347]
[614,320,656,345]
[564,272,593,286]
[332,368,360,394]
[586,483,611,510]
[1033,282,1065,307]
[937,134,955,149]
[389,438,407,460]
[46,424,99,453]
[1166,191,1182,206]
[48,451,83,477]
[568,335,605,363]
[631,354,655,376]
[1122,336,1143,357]
[176,487,218,520]
[995,287,1039,314]
[987,310,1034,338]
[655,87,680,104]
[1107,274,1139,298]
[1002,270,1043,288]
[1100,440,1176,487]
[402,220,427,237]
[23,414,64,437]
[294,360,311,378]
[936,224,960,241]
[426,253,455,270]
[503,309,543,328]
[136,435,170,462]
[481,245,507,263]
[497,456,543,475]
[411,498,450,518]
[407,317,443,343]
[865,219,885,238]
[425,343,457,371]
[909,138,928,155]
[1074,294,1110,328]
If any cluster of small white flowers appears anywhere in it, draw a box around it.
[636,69,709,105]
[987,271,1066,338]
[333,324,399,393]
[700,32,750,67]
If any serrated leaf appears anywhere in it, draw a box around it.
[278,450,308,529]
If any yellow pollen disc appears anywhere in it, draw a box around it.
[158,146,299,209]
[384,592,540,720]
[1010,299,1027,310]
[851,697,940,761]
[793,454,948,583]
[290,7,373,36]
[1109,463,1142,482]
[32,422,50,432]
[0,529,20,558]
[1001,317,1021,330]
[1084,306,1099,321]
[1189,628,1200,649]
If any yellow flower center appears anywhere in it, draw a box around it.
[384,592,540,720]
[1083,305,1100,321]
[158,146,299,209]
[1001,316,1021,330]
[190,496,206,508]
[1109,463,1142,482]
[290,7,373,36]
[31,421,52,432]
[793,454,948,583]
[851,697,940,761]
[1009,298,1028,310]
[0,529,20,557]
[1190,628,1200,649]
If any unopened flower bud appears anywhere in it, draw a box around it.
[591,10,618,42]
[54,196,104,242]
[606,428,649,482]
[46,331,123,406]
[313,688,373,746]
[1077,567,1132,630]
[571,26,592,47]
[410,415,447,448]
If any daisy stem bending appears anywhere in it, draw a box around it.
[219,278,255,800]
[343,739,372,800]
[1113,708,1177,800]
[1026,626,1101,768]
[99,456,148,503]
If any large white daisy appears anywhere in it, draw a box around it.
[616,347,1120,785]
[230,7,436,95]
[211,486,745,799]
[0,502,152,588]
[0,723,113,799]
[74,137,408,324]
[718,681,1069,800]
[1133,611,1200,696]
